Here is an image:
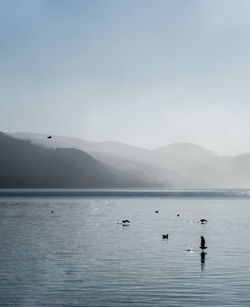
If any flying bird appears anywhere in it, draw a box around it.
[200,236,207,250]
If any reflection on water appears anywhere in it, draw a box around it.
[1,193,250,306]
[200,251,206,270]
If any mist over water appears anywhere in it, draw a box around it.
[1,190,250,306]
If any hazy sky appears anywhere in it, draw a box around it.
[1,0,250,155]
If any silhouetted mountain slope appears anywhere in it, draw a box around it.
[10,132,184,187]
[10,131,250,188]
[0,132,159,188]
[11,132,149,161]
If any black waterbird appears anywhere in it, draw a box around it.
[200,219,208,224]
[200,236,207,250]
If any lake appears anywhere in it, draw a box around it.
[1,189,250,306]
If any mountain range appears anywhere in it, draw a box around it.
[7,131,250,189]
[0,132,159,188]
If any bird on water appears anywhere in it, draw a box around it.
[117,219,130,225]
[122,220,130,226]
[200,236,207,250]
[47,135,52,139]
[200,219,208,224]
[162,234,168,239]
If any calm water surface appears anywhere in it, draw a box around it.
[1,190,250,306]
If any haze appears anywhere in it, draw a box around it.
[1,0,250,155]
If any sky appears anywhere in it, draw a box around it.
[1,0,250,155]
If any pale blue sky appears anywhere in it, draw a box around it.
[1,0,250,154]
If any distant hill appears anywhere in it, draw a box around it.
[9,132,184,187]
[10,131,250,188]
[0,132,160,188]
[10,132,149,161]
